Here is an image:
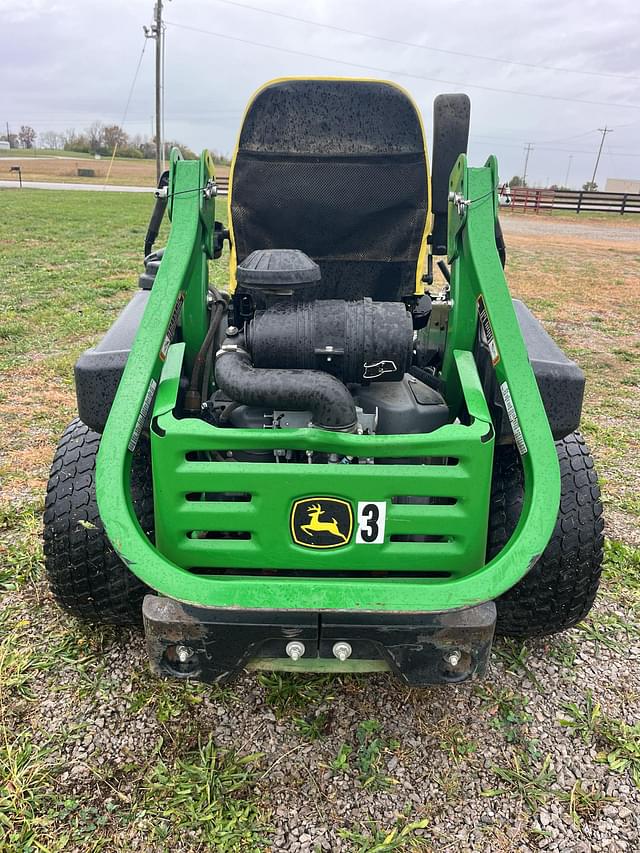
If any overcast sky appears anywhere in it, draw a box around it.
[2,0,639,187]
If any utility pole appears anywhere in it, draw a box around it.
[5,121,11,148]
[522,142,534,186]
[589,126,613,190]
[144,1,164,182]
[564,154,573,188]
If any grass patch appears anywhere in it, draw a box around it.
[338,813,430,852]
[141,736,269,850]
[482,752,556,813]
[559,692,640,788]
[257,671,333,717]
[330,719,401,790]
[0,731,58,851]
[602,541,640,606]
[476,686,534,744]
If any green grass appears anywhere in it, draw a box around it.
[0,148,94,158]
[482,751,556,813]
[338,814,430,852]
[0,190,172,373]
[559,692,640,788]
[142,737,269,850]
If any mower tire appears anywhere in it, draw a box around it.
[488,431,604,638]
[43,419,153,626]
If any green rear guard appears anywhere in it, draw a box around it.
[95,150,560,613]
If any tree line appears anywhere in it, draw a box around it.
[1,122,230,164]
[508,175,598,192]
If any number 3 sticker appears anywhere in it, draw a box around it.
[356,501,387,544]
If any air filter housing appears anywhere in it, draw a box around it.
[236,248,320,302]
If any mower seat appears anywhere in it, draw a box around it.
[228,78,430,302]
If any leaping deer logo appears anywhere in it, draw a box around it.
[300,503,348,542]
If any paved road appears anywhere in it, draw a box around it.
[0,179,229,195]
[0,179,151,193]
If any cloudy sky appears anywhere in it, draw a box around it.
[2,0,639,187]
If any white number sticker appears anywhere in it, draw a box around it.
[356,501,387,544]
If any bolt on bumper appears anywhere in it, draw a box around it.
[142,595,496,686]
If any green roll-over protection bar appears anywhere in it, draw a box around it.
[95,149,560,614]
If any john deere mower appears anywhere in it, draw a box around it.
[43,79,603,685]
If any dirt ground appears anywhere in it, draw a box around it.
[0,154,229,187]
[501,210,640,547]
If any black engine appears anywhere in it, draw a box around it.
[210,249,449,450]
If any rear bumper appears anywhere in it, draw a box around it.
[142,594,496,686]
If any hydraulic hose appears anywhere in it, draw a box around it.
[215,347,357,432]
[185,290,229,414]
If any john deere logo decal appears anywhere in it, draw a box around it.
[291,498,353,549]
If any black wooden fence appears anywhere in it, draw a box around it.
[507,187,640,215]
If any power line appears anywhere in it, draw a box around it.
[471,136,640,157]
[164,20,640,111]
[103,38,149,188]
[212,0,640,83]
[117,41,149,129]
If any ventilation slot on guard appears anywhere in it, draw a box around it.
[184,451,461,466]
[391,495,457,505]
[186,567,453,579]
[185,492,251,502]
[187,531,251,540]
[390,534,450,543]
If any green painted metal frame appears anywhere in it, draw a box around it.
[96,147,560,613]
[151,342,493,577]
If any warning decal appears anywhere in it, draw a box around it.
[160,293,184,362]
[500,381,528,456]
[128,379,157,452]
[477,295,500,366]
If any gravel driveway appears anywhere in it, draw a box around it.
[501,212,640,246]
[4,570,639,852]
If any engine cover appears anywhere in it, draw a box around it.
[355,375,449,435]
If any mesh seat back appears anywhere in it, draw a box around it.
[229,79,430,301]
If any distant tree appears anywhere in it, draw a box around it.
[64,132,91,153]
[209,148,231,166]
[61,128,77,146]
[40,130,64,149]
[509,175,526,188]
[164,138,198,160]
[138,139,156,159]
[86,121,105,154]
[18,125,36,148]
[116,145,143,159]
[582,181,598,192]
[103,124,129,152]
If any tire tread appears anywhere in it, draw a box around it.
[43,419,152,626]
[488,431,604,638]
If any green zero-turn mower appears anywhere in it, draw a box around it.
[44,79,604,686]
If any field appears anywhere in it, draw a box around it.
[0,190,639,852]
[0,151,229,187]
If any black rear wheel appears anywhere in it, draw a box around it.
[43,419,153,626]
[488,431,604,638]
